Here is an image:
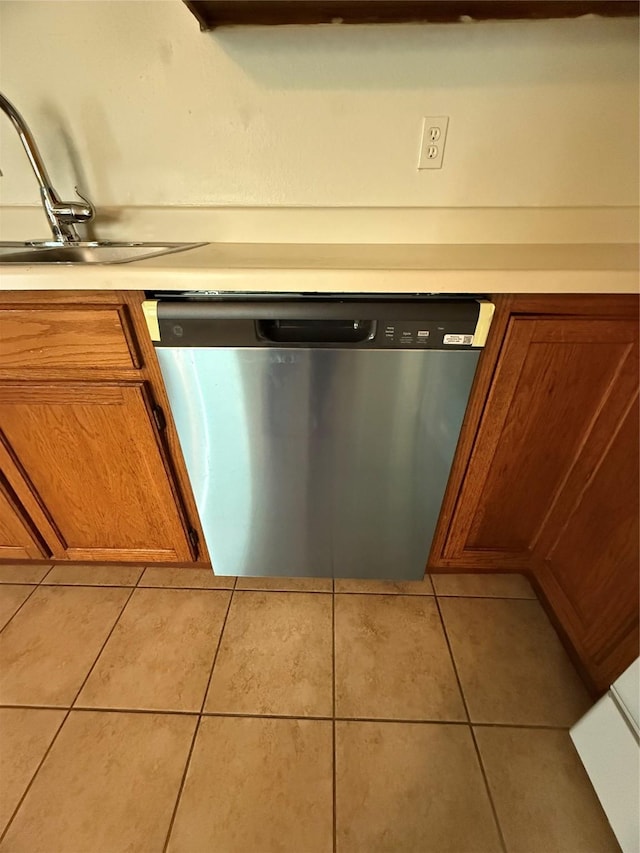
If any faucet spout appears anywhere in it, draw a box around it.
[0,91,94,243]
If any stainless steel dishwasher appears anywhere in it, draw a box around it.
[145,295,494,580]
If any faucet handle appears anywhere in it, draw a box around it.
[51,187,94,224]
[73,186,95,222]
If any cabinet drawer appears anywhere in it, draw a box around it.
[0,306,141,370]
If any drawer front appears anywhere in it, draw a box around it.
[0,306,141,370]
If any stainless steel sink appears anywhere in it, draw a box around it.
[0,241,206,265]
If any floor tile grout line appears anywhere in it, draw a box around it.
[162,585,235,853]
[334,717,573,729]
[36,565,54,585]
[199,586,235,715]
[69,585,139,710]
[3,582,534,600]
[161,719,201,853]
[32,583,142,590]
[332,587,337,853]
[0,704,67,843]
[469,726,508,853]
[0,703,576,730]
[455,720,573,730]
[34,583,235,591]
[333,590,435,596]
[433,592,537,602]
[0,584,40,636]
[136,584,236,591]
[432,596,470,724]
[55,706,201,717]
[233,586,333,594]
[0,582,138,847]
[433,595,508,853]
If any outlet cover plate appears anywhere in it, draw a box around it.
[418,116,449,170]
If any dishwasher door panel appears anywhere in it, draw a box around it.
[156,347,479,579]
[328,348,480,579]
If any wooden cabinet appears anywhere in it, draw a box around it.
[0,382,193,563]
[0,474,47,560]
[184,1,638,28]
[430,295,639,693]
[0,292,204,565]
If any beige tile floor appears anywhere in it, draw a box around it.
[0,565,619,853]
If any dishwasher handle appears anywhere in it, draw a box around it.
[256,318,376,344]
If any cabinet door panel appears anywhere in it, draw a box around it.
[444,317,637,567]
[0,474,48,560]
[0,382,193,563]
[534,385,639,692]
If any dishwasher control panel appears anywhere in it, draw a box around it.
[378,321,475,348]
[148,297,494,351]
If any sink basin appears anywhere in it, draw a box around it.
[0,241,206,265]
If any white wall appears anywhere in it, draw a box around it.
[0,1,638,241]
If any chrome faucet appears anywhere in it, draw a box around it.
[0,92,94,243]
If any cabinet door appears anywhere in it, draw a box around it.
[0,474,48,560]
[441,316,638,568]
[0,381,194,563]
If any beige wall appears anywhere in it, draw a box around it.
[0,2,638,244]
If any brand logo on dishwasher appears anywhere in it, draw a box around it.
[270,352,298,364]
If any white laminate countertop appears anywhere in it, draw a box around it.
[0,242,638,293]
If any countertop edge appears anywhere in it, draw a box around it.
[0,269,638,294]
[0,242,637,294]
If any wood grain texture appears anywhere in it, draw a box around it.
[0,381,194,563]
[0,306,140,370]
[498,294,640,317]
[533,386,639,693]
[0,474,48,560]
[442,313,639,566]
[184,0,638,28]
[462,319,635,555]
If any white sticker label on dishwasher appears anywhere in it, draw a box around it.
[443,334,474,345]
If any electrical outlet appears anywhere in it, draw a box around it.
[418,116,449,170]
